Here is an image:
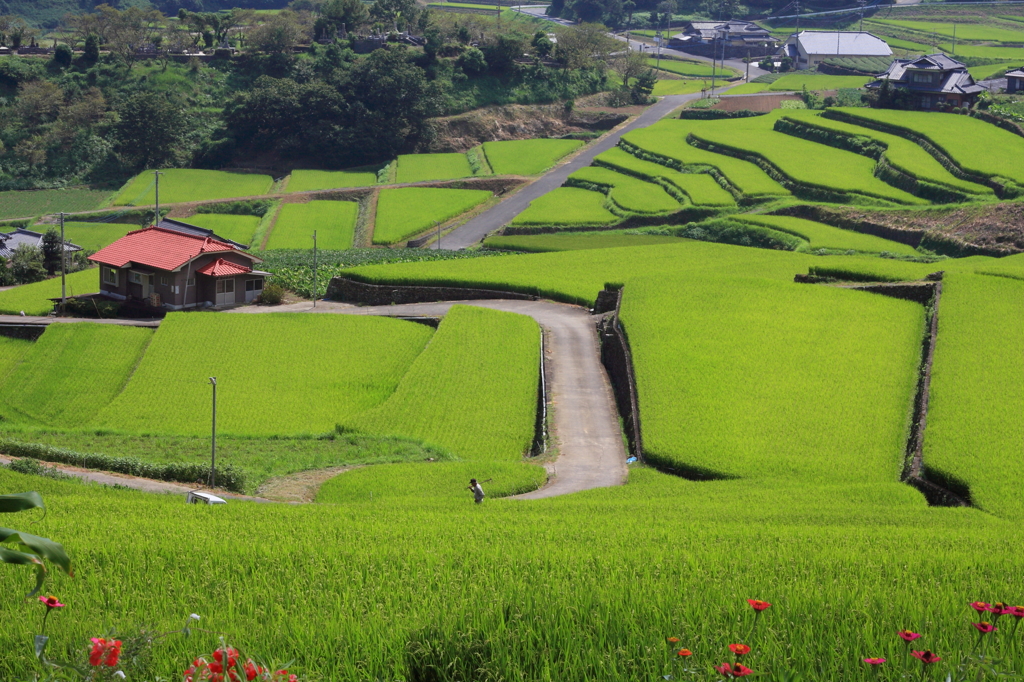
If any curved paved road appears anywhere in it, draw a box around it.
[231,299,629,498]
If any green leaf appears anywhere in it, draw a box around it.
[0,528,72,577]
[0,545,46,595]
[0,492,45,515]
[34,635,48,659]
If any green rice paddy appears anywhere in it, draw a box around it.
[112,169,274,206]
[373,188,492,245]
[484,231,690,252]
[872,19,1024,43]
[595,147,735,205]
[184,213,262,247]
[569,167,682,213]
[482,139,584,176]
[53,221,135,252]
[509,187,619,227]
[0,188,109,220]
[727,73,872,95]
[395,153,474,184]
[648,58,736,78]
[735,214,920,255]
[266,201,359,250]
[285,168,380,193]
[0,268,98,316]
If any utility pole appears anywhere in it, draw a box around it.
[711,32,717,92]
[208,377,217,488]
[952,22,956,56]
[795,1,800,33]
[59,212,66,315]
[746,47,750,81]
[858,0,866,33]
[153,170,163,226]
[435,221,441,249]
[312,230,318,308]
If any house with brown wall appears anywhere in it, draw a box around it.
[88,226,268,310]
[868,54,983,110]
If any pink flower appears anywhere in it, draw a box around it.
[863,658,886,665]
[898,630,921,642]
[969,601,994,614]
[911,650,941,665]
[38,595,64,609]
[972,622,997,634]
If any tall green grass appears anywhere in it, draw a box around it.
[341,305,540,461]
[92,313,433,436]
[267,201,359,250]
[317,460,545,502]
[0,324,152,427]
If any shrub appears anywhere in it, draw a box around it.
[259,283,285,304]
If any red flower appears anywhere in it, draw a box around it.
[677,649,693,657]
[747,599,771,612]
[728,644,751,656]
[214,647,241,667]
[715,663,733,677]
[38,595,64,609]
[244,661,265,681]
[104,640,121,667]
[911,650,941,665]
[898,630,921,642]
[972,622,997,634]
[667,637,680,644]
[969,601,994,614]
[863,658,886,665]
[1010,606,1024,618]
[730,664,754,677]
[89,639,106,667]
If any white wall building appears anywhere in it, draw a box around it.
[780,31,892,70]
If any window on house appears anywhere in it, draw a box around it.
[103,268,118,286]
[245,280,265,292]
[911,72,932,83]
[130,271,143,285]
[186,277,195,287]
[160,276,169,286]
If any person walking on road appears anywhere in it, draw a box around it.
[468,478,485,504]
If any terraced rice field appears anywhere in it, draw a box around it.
[595,147,735,205]
[266,201,359,250]
[735,214,920,254]
[831,108,1024,186]
[623,120,789,198]
[648,58,734,78]
[341,305,540,461]
[872,19,1024,42]
[185,213,262,246]
[727,74,871,95]
[0,188,109,220]
[484,232,690,252]
[482,139,584,176]
[687,112,927,204]
[93,313,433,436]
[650,79,706,96]
[317,460,545,502]
[568,167,682,213]
[395,153,474,183]
[52,221,135,252]
[113,169,274,206]
[286,168,379,192]
[509,187,619,228]
[785,111,994,196]
[373,188,492,245]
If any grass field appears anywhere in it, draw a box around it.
[509,187,619,227]
[833,107,1024,186]
[687,112,927,204]
[484,232,690,252]
[0,324,153,427]
[266,201,359,251]
[967,63,1010,80]
[569,167,682,213]
[92,313,434,436]
[651,78,706,96]
[595,147,735,205]
[373,188,492,245]
[785,111,995,196]
[623,120,789,198]
[394,153,474,183]
[941,43,1024,59]
[872,19,1024,42]
[341,305,540,461]
[112,169,274,206]
[53,221,135,252]
[648,58,737,78]
[317,460,545,502]
[184,213,262,247]
[735,214,920,254]
[0,188,110,220]
[728,73,872,95]
[0,268,98,316]
[481,139,584,176]
[285,168,379,192]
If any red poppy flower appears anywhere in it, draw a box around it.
[667,637,680,644]
[911,650,941,665]
[969,601,994,613]
[747,599,771,612]
[38,595,64,609]
[972,622,997,634]
[245,661,265,681]
[89,639,106,667]
[863,658,886,665]
[898,630,921,642]
[214,647,241,667]
[728,644,751,656]
[677,649,692,657]
[730,664,754,677]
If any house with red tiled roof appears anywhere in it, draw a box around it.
[88,227,268,310]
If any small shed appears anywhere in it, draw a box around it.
[1006,68,1024,94]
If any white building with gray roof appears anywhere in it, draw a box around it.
[781,31,892,70]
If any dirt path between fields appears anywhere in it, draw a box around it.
[230,299,629,499]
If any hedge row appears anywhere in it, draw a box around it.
[0,438,249,492]
[678,109,765,120]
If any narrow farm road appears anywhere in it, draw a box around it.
[230,299,629,498]
[442,87,728,249]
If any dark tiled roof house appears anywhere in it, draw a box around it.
[868,54,983,110]
[1006,68,1024,94]
[0,228,82,259]
[88,227,268,310]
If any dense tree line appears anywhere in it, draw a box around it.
[0,4,615,190]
